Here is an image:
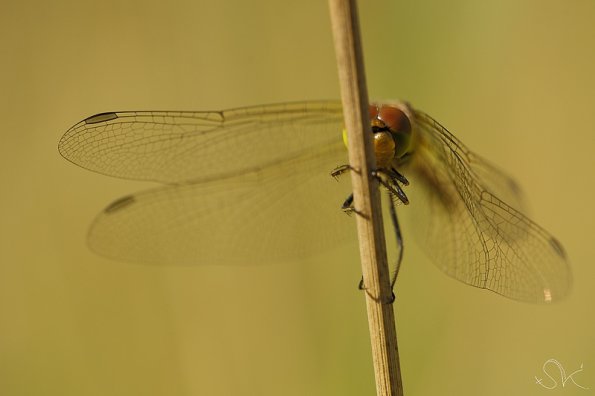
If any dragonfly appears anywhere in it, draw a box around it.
[58,100,571,303]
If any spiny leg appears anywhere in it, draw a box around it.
[332,165,360,215]
[358,184,406,304]
[331,164,353,180]
[341,193,354,211]
[372,169,409,205]
[382,192,405,303]
[388,191,404,290]
[333,165,407,303]
[390,167,409,186]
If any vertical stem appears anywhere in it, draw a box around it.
[328,1,404,395]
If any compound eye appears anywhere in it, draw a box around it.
[379,106,411,135]
[378,105,412,158]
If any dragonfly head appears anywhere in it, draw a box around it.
[370,103,413,168]
[341,102,413,168]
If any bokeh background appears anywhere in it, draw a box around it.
[2,1,594,395]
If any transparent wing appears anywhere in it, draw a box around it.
[58,101,344,183]
[63,101,358,266]
[88,141,356,265]
[403,109,571,303]
[465,151,526,213]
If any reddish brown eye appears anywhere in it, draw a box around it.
[379,105,411,134]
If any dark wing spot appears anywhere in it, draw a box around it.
[549,237,567,258]
[84,112,118,124]
[508,178,522,196]
[104,195,135,214]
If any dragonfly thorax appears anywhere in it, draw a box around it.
[372,130,396,168]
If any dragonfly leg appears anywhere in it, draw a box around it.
[390,167,410,186]
[331,164,355,213]
[358,191,404,304]
[358,277,396,304]
[388,190,404,293]
[341,193,354,211]
[358,276,365,290]
[337,166,406,303]
[372,169,409,205]
[331,164,353,180]
[341,193,361,216]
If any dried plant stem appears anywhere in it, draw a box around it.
[328,0,404,395]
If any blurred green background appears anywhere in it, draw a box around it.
[1,0,594,395]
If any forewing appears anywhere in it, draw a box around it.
[403,109,571,302]
[59,101,344,183]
